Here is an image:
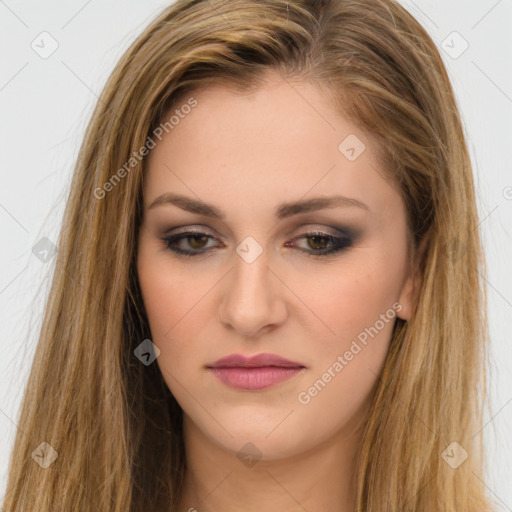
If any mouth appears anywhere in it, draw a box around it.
[207,353,306,391]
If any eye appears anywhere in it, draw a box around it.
[287,231,354,257]
[161,228,354,258]
[162,230,220,257]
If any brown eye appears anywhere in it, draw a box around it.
[288,231,354,257]
[163,229,354,258]
[187,234,209,249]
[306,235,330,251]
[162,231,219,257]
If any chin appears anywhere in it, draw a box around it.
[200,418,314,462]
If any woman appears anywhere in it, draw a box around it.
[2,0,493,510]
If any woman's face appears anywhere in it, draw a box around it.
[137,72,415,460]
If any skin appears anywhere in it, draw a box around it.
[137,70,417,512]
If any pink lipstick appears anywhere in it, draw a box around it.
[207,353,305,391]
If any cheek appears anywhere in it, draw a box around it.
[137,249,223,392]
[136,251,193,362]
[292,252,404,406]
[293,253,404,352]
[291,260,401,442]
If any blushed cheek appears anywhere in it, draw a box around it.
[137,250,183,338]
[139,283,187,381]
[321,274,392,326]
[308,268,402,364]
[137,260,205,378]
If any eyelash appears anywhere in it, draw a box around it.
[161,229,354,258]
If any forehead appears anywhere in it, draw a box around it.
[143,74,400,223]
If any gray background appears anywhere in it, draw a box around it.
[1,0,511,508]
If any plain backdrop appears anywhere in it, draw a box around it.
[1,0,511,508]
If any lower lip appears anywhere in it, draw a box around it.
[209,366,304,390]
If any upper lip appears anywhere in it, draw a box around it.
[208,353,305,369]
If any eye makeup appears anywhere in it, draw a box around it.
[159,225,358,259]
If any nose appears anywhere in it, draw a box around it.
[217,245,288,338]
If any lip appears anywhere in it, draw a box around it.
[207,353,306,391]
[209,352,304,369]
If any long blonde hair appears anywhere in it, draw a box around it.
[2,0,492,510]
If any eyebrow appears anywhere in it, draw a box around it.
[147,192,370,219]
